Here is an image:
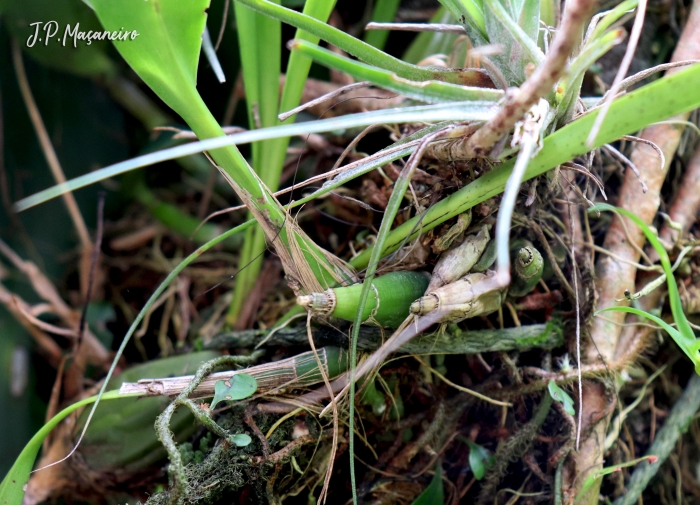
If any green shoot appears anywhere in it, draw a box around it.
[574,455,658,504]
[591,203,700,374]
[548,380,575,415]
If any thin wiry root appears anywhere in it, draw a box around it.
[602,144,648,193]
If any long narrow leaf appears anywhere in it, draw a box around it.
[229,0,283,325]
[483,0,544,65]
[289,39,503,104]
[591,203,700,372]
[15,102,496,212]
[439,0,487,40]
[349,62,700,267]
[0,390,135,505]
[0,223,256,505]
[556,28,625,123]
[235,0,491,86]
[587,0,638,43]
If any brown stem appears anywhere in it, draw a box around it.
[660,145,700,244]
[574,1,700,502]
[465,0,597,157]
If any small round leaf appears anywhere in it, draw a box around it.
[467,441,495,480]
[210,373,257,410]
[229,433,252,447]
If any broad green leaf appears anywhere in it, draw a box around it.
[87,0,282,217]
[229,433,253,447]
[548,381,575,415]
[210,374,258,410]
[89,0,207,116]
[467,441,495,480]
[411,463,444,505]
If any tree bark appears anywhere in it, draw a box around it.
[572,2,700,502]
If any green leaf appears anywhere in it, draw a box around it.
[411,463,444,505]
[574,455,657,503]
[278,0,337,126]
[467,441,495,480]
[228,433,253,447]
[15,102,494,212]
[439,0,487,41]
[588,0,638,43]
[483,0,544,85]
[516,0,540,44]
[0,390,131,505]
[228,0,283,325]
[210,373,258,410]
[89,0,207,116]
[236,0,488,86]
[548,380,575,415]
[590,204,700,375]
[349,62,700,269]
[555,28,624,123]
[289,39,503,104]
[363,0,401,50]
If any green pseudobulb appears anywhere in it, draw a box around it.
[299,271,430,327]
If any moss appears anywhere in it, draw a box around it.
[148,439,256,505]
[149,406,312,504]
[513,318,563,349]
